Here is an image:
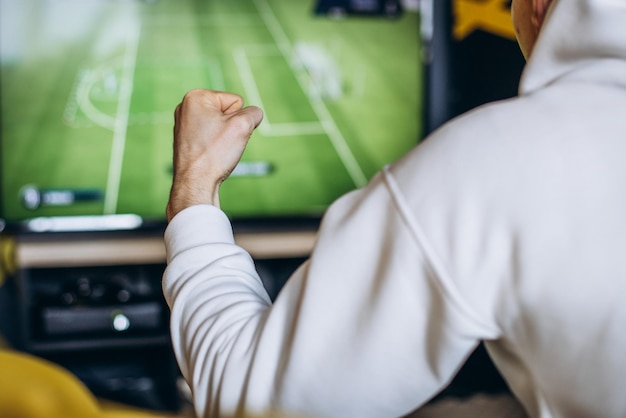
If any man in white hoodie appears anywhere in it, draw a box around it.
[163,0,626,417]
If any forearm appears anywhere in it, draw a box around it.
[163,205,272,417]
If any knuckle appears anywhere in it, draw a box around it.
[183,88,204,102]
[232,115,254,135]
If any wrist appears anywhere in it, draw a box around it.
[166,179,221,222]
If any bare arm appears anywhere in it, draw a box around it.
[166,89,263,221]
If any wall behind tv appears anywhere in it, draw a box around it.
[424,0,526,134]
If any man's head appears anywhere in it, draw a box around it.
[511,0,554,59]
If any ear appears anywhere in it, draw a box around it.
[531,0,552,31]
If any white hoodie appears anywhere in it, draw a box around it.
[163,0,626,417]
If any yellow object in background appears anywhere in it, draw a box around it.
[0,349,175,418]
[453,0,516,40]
[0,235,16,287]
[0,349,102,418]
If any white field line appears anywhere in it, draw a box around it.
[208,57,226,92]
[104,23,140,214]
[262,122,327,136]
[144,14,262,27]
[63,70,87,127]
[75,68,117,129]
[234,46,326,137]
[233,47,268,123]
[252,0,367,188]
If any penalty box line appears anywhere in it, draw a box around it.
[234,42,367,189]
[250,0,368,188]
[233,46,327,137]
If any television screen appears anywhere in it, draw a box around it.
[0,0,423,233]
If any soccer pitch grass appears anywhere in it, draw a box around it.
[1,0,423,224]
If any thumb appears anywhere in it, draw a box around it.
[237,105,264,130]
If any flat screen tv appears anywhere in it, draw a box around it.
[0,0,423,234]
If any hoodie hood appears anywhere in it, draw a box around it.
[519,0,626,95]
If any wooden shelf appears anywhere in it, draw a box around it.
[14,230,317,269]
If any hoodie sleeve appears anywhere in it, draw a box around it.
[162,170,498,418]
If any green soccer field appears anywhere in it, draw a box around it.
[1,0,423,225]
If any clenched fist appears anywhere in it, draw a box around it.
[166,89,264,221]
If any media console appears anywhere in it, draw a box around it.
[10,229,317,411]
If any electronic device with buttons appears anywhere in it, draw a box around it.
[20,264,168,345]
[13,261,179,411]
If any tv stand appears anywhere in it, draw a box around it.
[14,228,317,268]
[8,227,316,411]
